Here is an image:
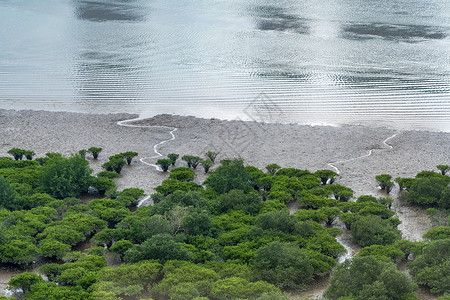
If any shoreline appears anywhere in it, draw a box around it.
[1,108,449,239]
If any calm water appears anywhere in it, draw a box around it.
[0,0,449,131]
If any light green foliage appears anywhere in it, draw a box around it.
[38,238,71,259]
[8,272,45,292]
[0,239,37,266]
[23,150,35,160]
[110,240,133,259]
[250,241,315,289]
[357,244,404,261]
[169,167,196,181]
[395,177,415,191]
[376,174,395,193]
[91,260,162,298]
[351,215,402,246]
[204,159,251,194]
[41,154,93,198]
[210,277,279,300]
[25,282,90,300]
[325,184,354,201]
[325,256,417,300]
[38,225,85,245]
[127,215,171,243]
[87,147,102,159]
[423,226,450,240]
[408,238,450,294]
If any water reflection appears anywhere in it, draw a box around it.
[342,23,447,41]
[252,5,309,34]
[74,0,145,22]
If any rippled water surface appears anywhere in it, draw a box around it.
[1,0,449,131]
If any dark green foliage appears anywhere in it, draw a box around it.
[155,179,203,196]
[357,244,404,261]
[325,184,354,201]
[91,228,129,247]
[110,240,133,259]
[168,153,180,165]
[408,238,450,294]
[182,155,202,169]
[169,167,196,181]
[124,234,193,263]
[96,171,120,179]
[0,239,37,266]
[437,164,450,175]
[0,175,21,210]
[205,151,219,163]
[87,147,102,159]
[325,256,417,300]
[376,174,395,193]
[407,176,449,208]
[275,168,311,177]
[250,241,315,289]
[24,150,36,160]
[91,177,116,195]
[215,189,263,215]
[156,158,172,172]
[201,159,213,174]
[314,169,339,185]
[7,148,26,160]
[121,151,138,165]
[204,159,251,194]
[41,154,93,198]
[102,157,126,174]
[265,164,281,175]
[395,177,415,191]
[351,215,402,246]
[8,272,45,292]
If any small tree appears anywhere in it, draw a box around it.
[8,272,45,292]
[266,164,281,175]
[205,151,219,163]
[121,151,138,165]
[436,164,450,175]
[168,153,179,166]
[7,148,25,160]
[315,170,339,185]
[88,147,103,159]
[78,149,87,159]
[201,160,213,174]
[23,150,35,160]
[92,177,116,195]
[169,167,195,181]
[156,159,172,172]
[375,174,394,193]
[182,155,202,169]
[102,158,126,174]
[110,240,133,260]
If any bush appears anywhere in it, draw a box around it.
[40,154,93,198]
[351,215,402,246]
[88,147,102,159]
[375,174,394,193]
[168,153,179,166]
[182,155,202,169]
[156,159,172,172]
[92,177,116,195]
[7,148,26,160]
[169,167,196,181]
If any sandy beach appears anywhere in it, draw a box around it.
[1,109,449,242]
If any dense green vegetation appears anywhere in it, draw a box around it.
[0,150,448,299]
